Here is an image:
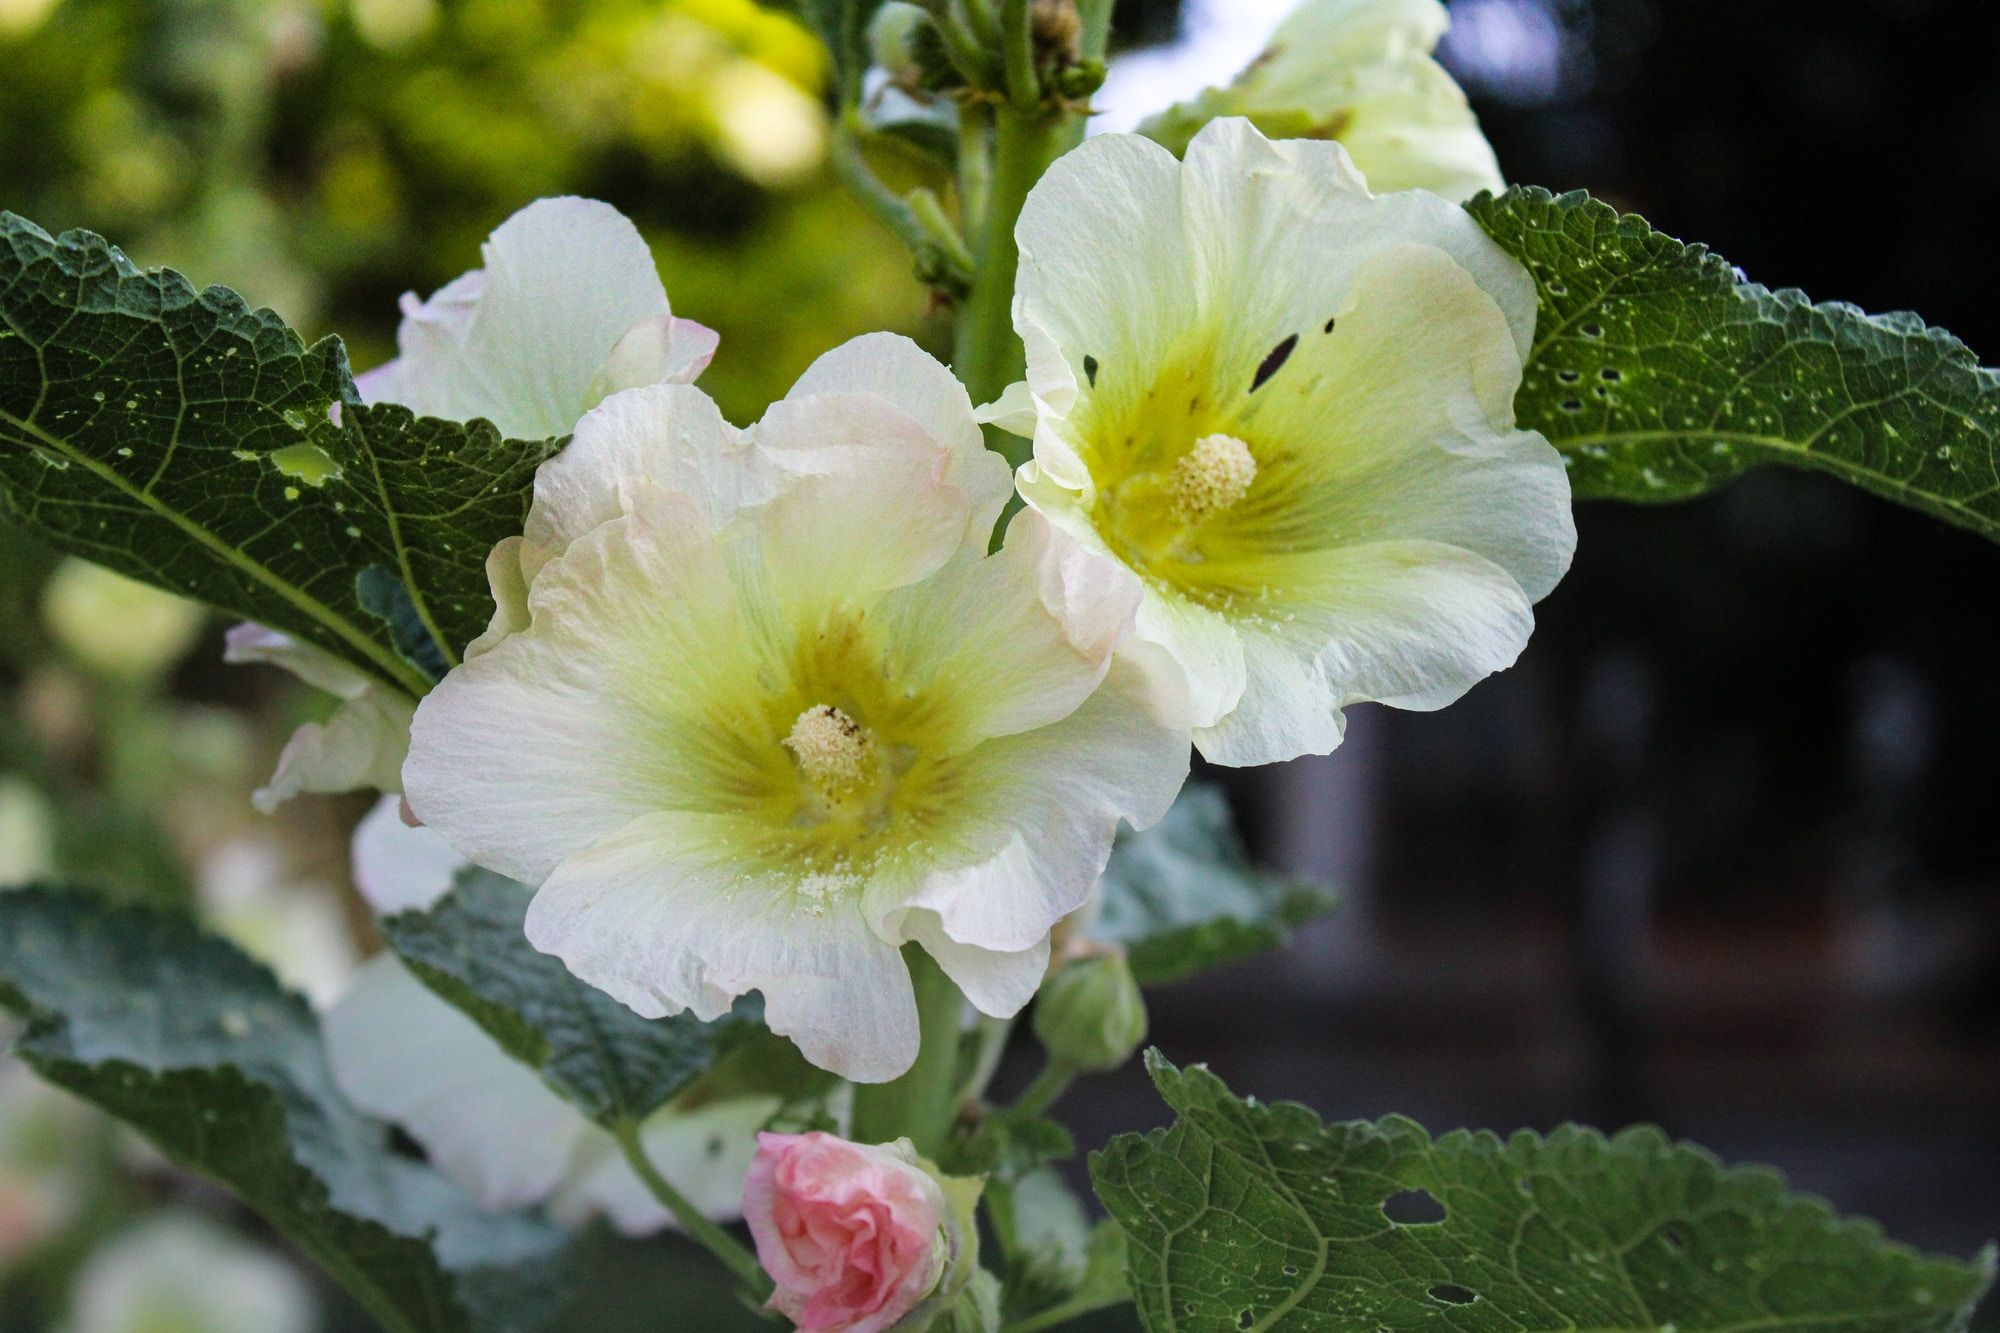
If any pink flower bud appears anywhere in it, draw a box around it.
[743,1132,950,1333]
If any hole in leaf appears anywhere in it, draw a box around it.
[1250,334,1298,392]
[1601,366,1623,382]
[1429,1283,1478,1305]
[1556,368,1580,383]
[1082,354,1099,387]
[1559,398,1583,413]
[1581,321,1604,338]
[1236,1311,1255,1329]
[1661,1223,1688,1252]
[1381,1189,1447,1224]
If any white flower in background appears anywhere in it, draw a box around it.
[0,1059,90,1271]
[403,335,1189,1082]
[1139,0,1504,202]
[227,197,717,811]
[987,118,1573,768]
[223,624,416,814]
[0,778,55,886]
[324,797,778,1230]
[41,559,205,679]
[196,837,359,1008]
[355,196,718,441]
[62,1214,314,1333]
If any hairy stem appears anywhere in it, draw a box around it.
[614,1119,772,1299]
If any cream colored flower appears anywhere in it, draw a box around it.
[355,196,717,440]
[325,797,780,1232]
[63,1215,314,1333]
[223,624,415,813]
[987,118,1573,767]
[1140,0,1503,202]
[403,335,1188,1082]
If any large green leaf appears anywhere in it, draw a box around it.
[377,868,770,1129]
[1093,1053,1994,1333]
[1471,188,2000,543]
[1093,784,1335,985]
[0,888,568,1333]
[0,212,560,697]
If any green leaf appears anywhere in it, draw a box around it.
[377,867,769,1129]
[1093,784,1336,985]
[0,888,569,1333]
[0,212,560,697]
[1093,1053,1995,1333]
[1470,188,2000,543]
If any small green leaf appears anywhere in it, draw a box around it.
[1094,784,1335,985]
[0,888,568,1333]
[1471,188,2000,543]
[378,867,768,1129]
[1094,1053,1995,1333]
[0,212,559,697]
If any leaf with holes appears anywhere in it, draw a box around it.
[377,867,775,1129]
[1092,1053,1995,1332]
[1470,188,2000,542]
[0,888,569,1333]
[1092,784,1336,985]
[0,212,560,697]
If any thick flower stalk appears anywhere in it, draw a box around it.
[1139,0,1504,202]
[987,117,1575,767]
[402,334,1188,1082]
[325,798,775,1232]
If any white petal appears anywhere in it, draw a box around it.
[325,956,591,1211]
[462,536,530,661]
[586,315,721,408]
[252,688,414,814]
[357,197,680,440]
[351,794,468,916]
[1131,587,1247,733]
[904,913,1050,1019]
[521,383,769,585]
[1195,539,1535,766]
[782,332,1012,542]
[891,661,1188,954]
[524,811,921,1083]
[223,623,374,700]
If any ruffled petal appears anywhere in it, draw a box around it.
[350,794,468,916]
[524,811,921,1083]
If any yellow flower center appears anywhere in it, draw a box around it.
[783,704,876,799]
[1169,433,1257,521]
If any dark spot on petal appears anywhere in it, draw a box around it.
[1250,334,1298,392]
[1323,316,1337,333]
[1082,354,1098,387]
[1429,1283,1478,1305]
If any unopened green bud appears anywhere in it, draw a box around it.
[1033,952,1146,1072]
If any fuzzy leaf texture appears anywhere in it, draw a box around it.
[0,212,561,697]
[1094,783,1336,984]
[378,867,773,1129]
[1092,1054,1994,1332]
[0,888,568,1333]
[1471,188,2000,541]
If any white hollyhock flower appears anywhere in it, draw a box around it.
[1140,0,1503,203]
[988,118,1574,768]
[403,335,1189,1082]
[64,1214,315,1333]
[355,196,718,440]
[231,196,715,811]
[324,797,779,1231]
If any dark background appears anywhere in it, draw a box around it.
[1019,0,2000,1275]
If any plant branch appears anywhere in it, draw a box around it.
[1000,0,1039,107]
[614,1119,772,1299]
[832,115,973,294]
[1011,1057,1078,1119]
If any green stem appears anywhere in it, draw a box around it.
[1004,1292,1121,1333]
[999,0,1039,107]
[832,116,973,293]
[954,104,1065,467]
[614,1120,772,1299]
[1012,1057,1078,1119]
[849,945,965,1157]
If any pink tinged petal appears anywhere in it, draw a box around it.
[585,316,721,410]
[523,810,922,1083]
